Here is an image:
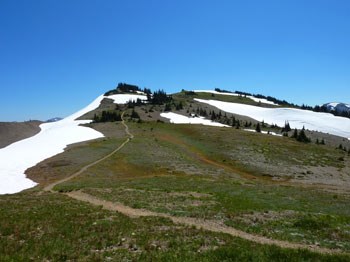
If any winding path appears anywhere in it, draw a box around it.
[43,112,132,192]
[43,112,347,255]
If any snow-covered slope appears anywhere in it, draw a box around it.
[161,112,228,127]
[195,98,350,139]
[0,93,147,195]
[193,90,278,106]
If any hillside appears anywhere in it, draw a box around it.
[0,120,42,149]
[1,87,350,260]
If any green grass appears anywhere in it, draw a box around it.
[173,91,279,108]
[2,192,347,261]
[2,94,350,259]
[50,122,350,253]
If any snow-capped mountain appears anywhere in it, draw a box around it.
[46,117,63,122]
[323,102,350,113]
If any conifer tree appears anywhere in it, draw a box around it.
[297,126,311,143]
[131,109,140,119]
[282,121,291,132]
[236,121,240,129]
[255,123,261,133]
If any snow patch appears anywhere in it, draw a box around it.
[195,98,350,139]
[193,90,278,105]
[0,95,107,195]
[0,93,148,195]
[244,129,282,137]
[107,94,147,104]
[161,112,229,127]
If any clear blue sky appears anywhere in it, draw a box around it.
[1,0,349,121]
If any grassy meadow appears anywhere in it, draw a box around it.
[2,102,350,260]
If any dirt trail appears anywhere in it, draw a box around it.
[67,190,343,255]
[43,112,132,192]
[43,113,347,255]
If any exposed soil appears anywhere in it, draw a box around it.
[0,120,42,148]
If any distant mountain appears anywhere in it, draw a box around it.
[322,102,350,114]
[46,117,63,122]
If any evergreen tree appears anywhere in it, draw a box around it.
[282,121,291,132]
[231,116,236,127]
[164,103,172,111]
[235,121,240,129]
[255,123,261,133]
[297,126,311,143]
[175,102,183,110]
[131,109,140,119]
[211,112,217,121]
[292,128,298,139]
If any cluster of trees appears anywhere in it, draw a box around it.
[104,83,152,96]
[291,127,311,143]
[214,88,233,94]
[93,111,122,122]
[182,90,197,96]
[234,90,293,106]
[315,138,326,145]
[149,89,172,105]
[127,98,145,108]
[294,103,350,119]
[164,101,183,111]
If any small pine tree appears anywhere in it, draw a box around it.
[236,121,240,129]
[316,138,319,144]
[131,109,140,119]
[255,123,261,133]
[292,128,298,139]
[321,139,325,145]
[282,121,291,132]
[231,116,236,127]
[164,103,172,111]
[297,126,311,143]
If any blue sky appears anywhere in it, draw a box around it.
[1,0,350,121]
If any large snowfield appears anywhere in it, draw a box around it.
[195,98,350,139]
[0,94,146,195]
